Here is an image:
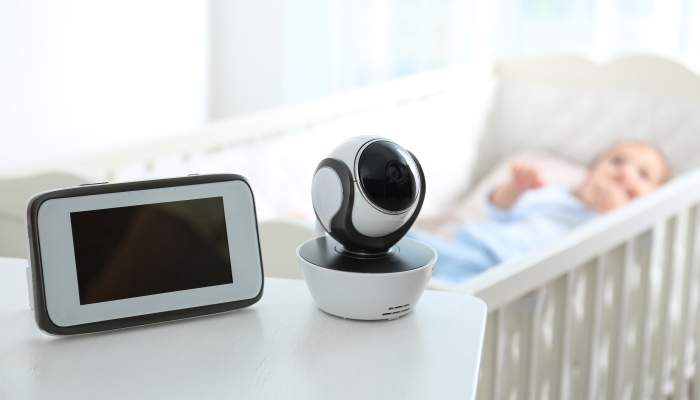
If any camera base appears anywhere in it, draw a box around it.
[296,236,436,320]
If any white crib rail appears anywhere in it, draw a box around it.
[453,167,700,400]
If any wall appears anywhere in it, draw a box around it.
[208,0,286,119]
[0,1,208,172]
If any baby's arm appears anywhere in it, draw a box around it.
[490,163,545,209]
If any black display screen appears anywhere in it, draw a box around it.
[70,197,233,305]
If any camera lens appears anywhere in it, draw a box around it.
[357,140,418,212]
[386,161,407,184]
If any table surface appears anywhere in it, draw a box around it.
[0,257,486,400]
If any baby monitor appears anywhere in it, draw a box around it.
[298,136,437,320]
[27,174,264,335]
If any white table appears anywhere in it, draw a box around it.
[0,257,486,400]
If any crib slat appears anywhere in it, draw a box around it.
[518,288,546,400]
[695,272,700,400]
[581,256,605,400]
[654,212,687,400]
[633,222,666,400]
[696,347,700,400]
[550,272,574,400]
[527,288,545,400]
[695,308,700,400]
[476,315,495,400]
[492,308,506,400]
[675,207,700,400]
[607,240,634,400]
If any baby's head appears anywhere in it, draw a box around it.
[577,141,670,212]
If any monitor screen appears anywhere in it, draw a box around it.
[70,197,233,305]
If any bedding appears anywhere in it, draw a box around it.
[473,80,700,182]
[413,150,588,238]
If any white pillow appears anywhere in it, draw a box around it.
[413,150,588,238]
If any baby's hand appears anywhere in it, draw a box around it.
[491,162,546,210]
[510,163,545,191]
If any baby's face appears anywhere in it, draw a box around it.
[578,143,668,212]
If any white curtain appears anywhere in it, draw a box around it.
[282,0,475,104]
[280,0,700,104]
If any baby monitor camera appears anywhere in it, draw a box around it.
[297,136,437,320]
[311,135,424,253]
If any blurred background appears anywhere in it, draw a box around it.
[2,0,700,172]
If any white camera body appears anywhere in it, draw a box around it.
[297,136,436,320]
[312,135,422,243]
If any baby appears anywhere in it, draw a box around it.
[409,141,670,285]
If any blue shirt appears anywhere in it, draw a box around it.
[408,186,596,285]
[458,186,597,262]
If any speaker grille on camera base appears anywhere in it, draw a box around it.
[382,304,410,316]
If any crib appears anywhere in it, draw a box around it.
[4,54,700,399]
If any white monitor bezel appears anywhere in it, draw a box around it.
[36,180,263,327]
